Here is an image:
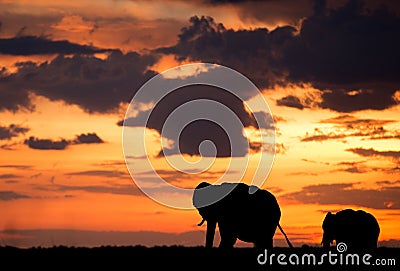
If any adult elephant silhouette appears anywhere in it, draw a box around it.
[322,209,380,249]
[192,182,292,249]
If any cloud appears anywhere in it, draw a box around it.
[0,174,21,179]
[320,114,395,127]
[0,164,32,169]
[24,137,69,150]
[74,133,104,144]
[205,0,312,29]
[0,36,113,56]
[24,133,104,150]
[276,95,306,110]
[347,147,400,160]
[332,161,400,174]
[0,191,30,201]
[301,158,331,165]
[0,51,157,113]
[157,16,282,88]
[300,115,400,142]
[65,170,129,178]
[159,1,400,112]
[0,124,29,140]
[281,182,400,209]
[286,171,318,176]
[376,180,400,186]
[301,128,347,142]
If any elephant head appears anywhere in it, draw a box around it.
[322,212,336,247]
[192,182,221,248]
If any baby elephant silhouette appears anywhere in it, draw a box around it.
[322,209,380,249]
[192,182,292,249]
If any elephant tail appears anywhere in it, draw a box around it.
[278,224,294,248]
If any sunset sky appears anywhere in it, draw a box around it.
[1,0,399,248]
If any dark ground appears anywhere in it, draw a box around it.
[1,246,398,270]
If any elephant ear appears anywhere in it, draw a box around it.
[193,182,213,209]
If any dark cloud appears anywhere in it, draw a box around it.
[376,180,400,186]
[320,114,396,127]
[0,164,32,169]
[347,147,400,160]
[0,124,29,140]
[24,133,104,150]
[93,160,126,167]
[205,0,313,39]
[369,133,400,140]
[0,51,157,113]
[120,85,273,157]
[0,190,30,201]
[0,36,113,56]
[0,174,20,179]
[334,161,369,174]
[301,134,346,142]
[157,16,282,88]
[301,115,400,142]
[332,161,400,174]
[0,68,33,111]
[276,95,305,110]
[0,142,18,150]
[301,130,347,142]
[159,1,400,112]
[74,133,104,144]
[249,142,262,153]
[281,182,400,209]
[24,137,69,150]
[301,158,331,165]
[286,171,318,176]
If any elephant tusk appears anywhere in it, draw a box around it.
[197,219,205,226]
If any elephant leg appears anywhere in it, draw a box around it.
[254,229,274,249]
[218,221,237,248]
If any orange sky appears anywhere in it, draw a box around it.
[0,0,399,248]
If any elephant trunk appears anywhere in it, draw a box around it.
[322,233,332,248]
[197,218,205,226]
[205,220,216,248]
